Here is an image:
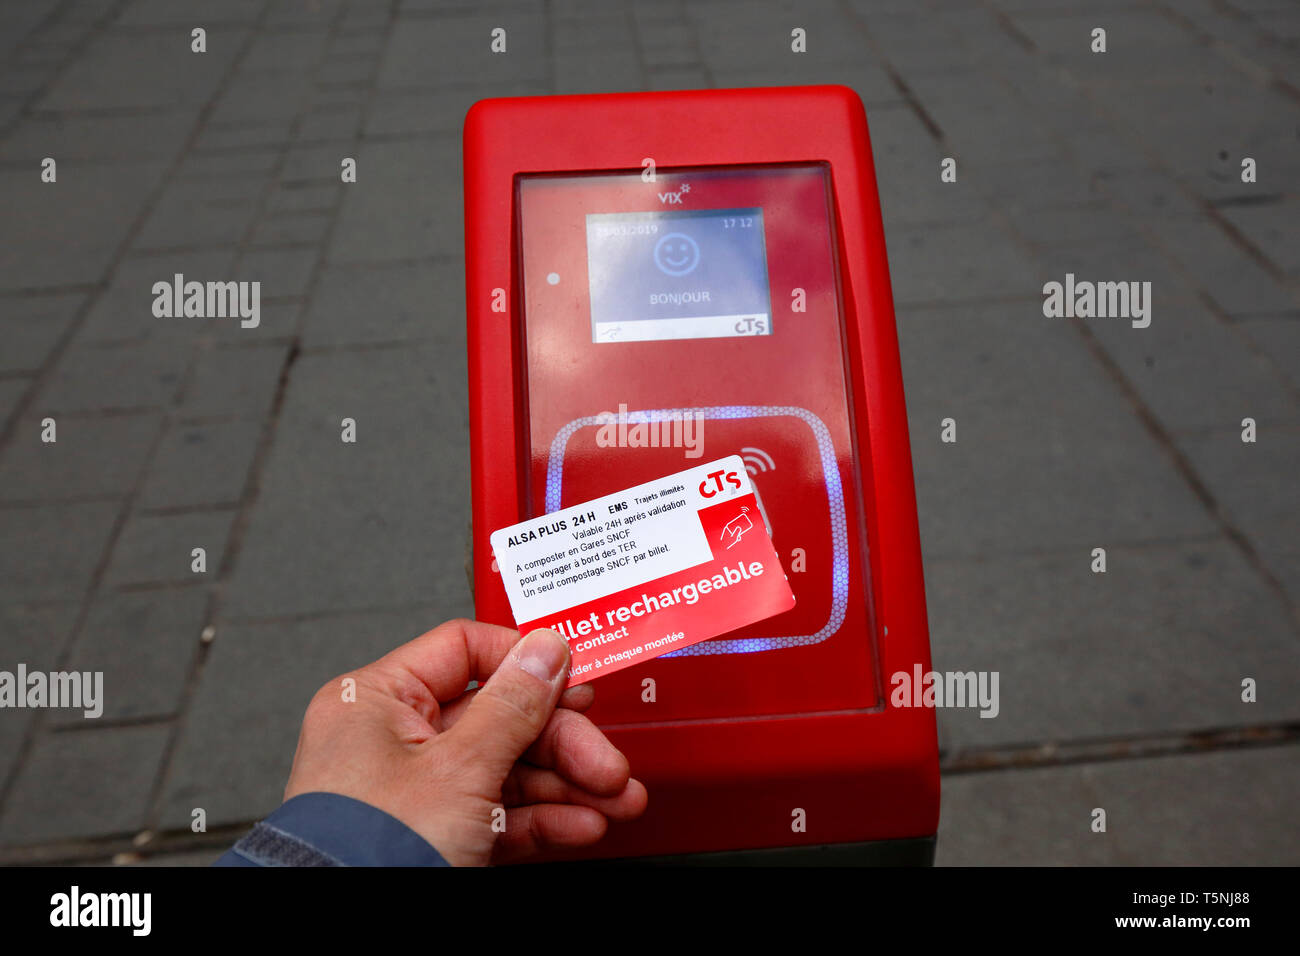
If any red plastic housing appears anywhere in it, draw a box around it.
[464,86,938,859]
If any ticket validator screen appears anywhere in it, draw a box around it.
[585,208,772,344]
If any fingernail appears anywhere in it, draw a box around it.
[515,628,569,682]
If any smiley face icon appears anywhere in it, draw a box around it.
[653,232,701,276]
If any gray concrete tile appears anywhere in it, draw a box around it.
[115,0,264,28]
[0,292,85,371]
[328,31,386,59]
[234,247,319,299]
[314,56,377,88]
[1091,166,1207,220]
[0,64,55,97]
[21,0,114,46]
[250,211,332,246]
[1027,225,1193,303]
[211,70,315,124]
[640,43,700,75]
[222,345,469,618]
[0,502,121,602]
[1103,80,1300,204]
[0,413,162,502]
[411,0,541,13]
[1176,428,1300,608]
[869,106,992,228]
[328,139,461,263]
[1238,315,1300,391]
[305,86,368,112]
[898,303,1218,554]
[278,143,348,185]
[0,112,195,165]
[137,421,263,510]
[301,260,459,347]
[1086,298,1299,433]
[714,62,899,104]
[240,28,330,74]
[0,725,170,845]
[133,180,262,254]
[0,98,29,131]
[1009,8,1206,76]
[37,339,190,413]
[925,538,1300,752]
[366,83,537,139]
[0,380,30,433]
[1006,201,1135,245]
[55,589,208,724]
[293,107,363,144]
[0,603,80,786]
[965,156,1111,210]
[936,6,1041,70]
[79,249,237,344]
[646,68,711,92]
[265,182,338,214]
[376,16,548,91]
[887,222,1042,304]
[1219,197,1300,277]
[266,0,342,25]
[175,148,279,182]
[850,10,978,75]
[204,297,303,342]
[552,13,637,54]
[1145,215,1298,316]
[0,2,63,62]
[179,343,288,419]
[690,1,869,72]
[35,29,240,112]
[919,95,1067,166]
[554,52,645,95]
[0,161,168,291]
[938,746,1300,865]
[159,607,450,828]
[103,510,234,588]
[192,119,294,153]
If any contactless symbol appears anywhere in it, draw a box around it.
[741,447,775,475]
[721,506,753,550]
[653,232,700,276]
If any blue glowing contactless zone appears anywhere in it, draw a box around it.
[545,405,849,655]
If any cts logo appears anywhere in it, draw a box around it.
[698,469,743,498]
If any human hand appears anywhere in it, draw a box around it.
[283,619,648,865]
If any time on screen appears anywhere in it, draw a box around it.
[721,216,756,229]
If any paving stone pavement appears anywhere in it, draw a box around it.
[0,0,1295,865]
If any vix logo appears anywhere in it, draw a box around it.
[657,182,691,204]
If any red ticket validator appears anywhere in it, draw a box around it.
[489,455,795,686]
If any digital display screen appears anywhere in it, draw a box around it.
[586,208,772,343]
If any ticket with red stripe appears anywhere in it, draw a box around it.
[490,456,796,686]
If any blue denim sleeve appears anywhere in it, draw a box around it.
[213,792,450,867]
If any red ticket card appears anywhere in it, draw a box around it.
[490,456,796,685]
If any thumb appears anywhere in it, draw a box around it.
[447,628,571,787]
